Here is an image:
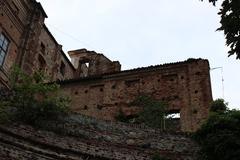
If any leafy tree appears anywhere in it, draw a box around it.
[0,66,70,126]
[203,0,240,59]
[210,98,228,113]
[194,99,240,160]
[133,95,167,129]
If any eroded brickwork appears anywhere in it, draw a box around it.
[60,59,212,132]
[69,49,121,77]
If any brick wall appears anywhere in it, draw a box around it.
[0,0,76,87]
[60,59,212,132]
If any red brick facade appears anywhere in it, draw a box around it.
[60,59,212,132]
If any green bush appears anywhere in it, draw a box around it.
[151,152,168,160]
[194,99,240,160]
[0,66,70,126]
[115,109,129,123]
[210,98,228,113]
[133,95,167,129]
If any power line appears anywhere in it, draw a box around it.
[45,23,95,49]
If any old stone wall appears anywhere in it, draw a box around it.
[0,114,200,160]
[60,59,212,132]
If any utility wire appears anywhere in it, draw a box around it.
[45,23,95,50]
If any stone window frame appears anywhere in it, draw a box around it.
[0,33,10,67]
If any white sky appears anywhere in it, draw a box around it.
[38,0,239,109]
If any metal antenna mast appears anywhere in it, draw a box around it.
[210,67,224,99]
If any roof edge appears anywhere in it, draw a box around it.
[56,58,208,84]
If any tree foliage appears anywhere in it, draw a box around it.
[210,98,228,113]
[203,0,240,59]
[0,66,70,126]
[151,152,168,160]
[132,95,167,129]
[194,99,240,160]
[218,0,240,59]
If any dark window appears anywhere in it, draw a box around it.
[84,105,88,110]
[38,54,46,71]
[60,62,65,76]
[12,2,19,15]
[112,85,116,89]
[97,105,103,110]
[40,43,46,54]
[0,33,9,66]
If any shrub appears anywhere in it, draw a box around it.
[133,95,167,129]
[194,99,240,160]
[115,109,129,123]
[0,66,70,126]
[210,98,228,113]
[151,152,168,160]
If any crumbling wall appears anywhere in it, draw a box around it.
[60,59,212,132]
[69,49,121,77]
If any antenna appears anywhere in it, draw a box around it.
[210,67,224,99]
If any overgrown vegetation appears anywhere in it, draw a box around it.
[194,99,240,160]
[115,109,130,123]
[134,95,167,129]
[116,95,168,130]
[151,152,168,160]
[0,66,70,126]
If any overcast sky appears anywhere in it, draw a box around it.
[38,0,239,109]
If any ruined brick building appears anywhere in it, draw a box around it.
[0,0,212,132]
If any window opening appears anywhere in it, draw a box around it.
[0,33,9,66]
[60,62,65,76]
[40,43,46,54]
[38,54,46,71]
[165,110,181,131]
